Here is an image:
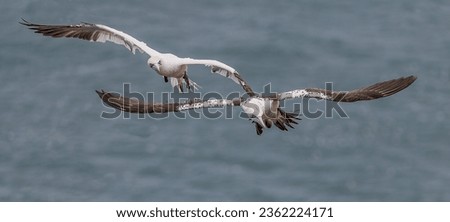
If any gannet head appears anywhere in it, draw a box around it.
[147,57,162,72]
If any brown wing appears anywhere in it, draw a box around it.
[234,71,256,96]
[304,75,417,102]
[96,90,240,113]
[96,90,179,113]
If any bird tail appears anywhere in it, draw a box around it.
[253,108,301,135]
[273,108,301,131]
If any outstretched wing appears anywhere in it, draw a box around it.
[180,58,256,96]
[278,75,417,102]
[96,90,240,113]
[20,19,161,56]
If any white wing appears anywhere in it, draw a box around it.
[20,19,161,57]
[180,58,255,94]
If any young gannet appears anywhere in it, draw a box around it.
[96,76,417,135]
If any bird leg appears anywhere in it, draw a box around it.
[183,72,192,91]
[164,76,168,83]
[177,78,184,92]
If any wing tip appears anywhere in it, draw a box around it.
[405,75,418,84]
[19,18,32,26]
[388,75,418,93]
[95,89,113,105]
[95,89,106,98]
[344,75,418,102]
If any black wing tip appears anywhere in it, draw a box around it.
[18,18,49,27]
[96,89,113,105]
[19,19,96,31]
[383,75,418,94]
[19,18,32,26]
[95,89,106,98]
[95,89,128,112]
[400,75,418,90]
[396,75,417,83]
[390,75,417,85]
[19,18,46,31]
[334,75,418,102]
[405,75,418,84]
[406,75,417,80]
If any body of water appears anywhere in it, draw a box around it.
[0,0,449,201]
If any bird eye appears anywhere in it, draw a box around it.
[158,60,162,65]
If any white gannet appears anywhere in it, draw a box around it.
[20,19,250,92]
[96,75,417,135]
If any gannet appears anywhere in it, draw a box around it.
[20,19,250,92]
[96,75,417,135]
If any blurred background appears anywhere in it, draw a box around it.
[0,0,449,201]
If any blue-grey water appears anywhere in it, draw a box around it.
[1,0,449,201]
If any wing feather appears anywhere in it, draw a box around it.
[279,75,417,102]
[180,58,255,95]
[20,19,160,56]
[96,90,240,113]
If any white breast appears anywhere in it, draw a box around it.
[241,97,266,118]
[158,53,187,78]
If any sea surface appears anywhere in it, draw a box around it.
[1,0,449,201]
